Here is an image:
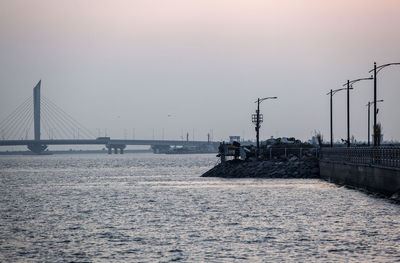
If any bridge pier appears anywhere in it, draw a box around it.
[27,143,47,154]
[106,144,126,154]
[151,145,171,154]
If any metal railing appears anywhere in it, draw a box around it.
[262,147,319,160]
[320,147,400,169]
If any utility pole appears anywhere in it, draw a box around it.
[330,89,333,147]
[347,80,350,147]
[367,101,371,146]
[368,61,400,145]
[251,98,263,158]
[252,97,277,158]
[340,77,372,147]
[256,98,260,154]
[327,87,348,147]
[373,62,377,146]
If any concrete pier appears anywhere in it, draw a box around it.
[320,161,400,197]
[106,144,126,154]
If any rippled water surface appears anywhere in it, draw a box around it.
[1,154,399,262]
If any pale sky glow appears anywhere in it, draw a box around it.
[1,0,399,144]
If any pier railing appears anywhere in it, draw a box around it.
[320,147,400,169]
[262,147,319,159]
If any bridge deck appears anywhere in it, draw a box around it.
[0,139,220,146]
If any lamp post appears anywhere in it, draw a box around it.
[366,100,383,146]
[369,62,400,146]
[327,87,353,147]
[342,77,373,147]
[252,97,277,158]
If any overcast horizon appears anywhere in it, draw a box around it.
[1,0,399,146]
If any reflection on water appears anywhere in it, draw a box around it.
[0,154,399,262]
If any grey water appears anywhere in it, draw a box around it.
[0,154,399,262]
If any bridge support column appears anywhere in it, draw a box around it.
[27,143,47,154]
[106,144,126,154]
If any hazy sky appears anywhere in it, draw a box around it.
[1,0,399,143]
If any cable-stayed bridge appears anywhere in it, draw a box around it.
[0,81,218,154]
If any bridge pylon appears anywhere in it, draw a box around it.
[30,80,47,154]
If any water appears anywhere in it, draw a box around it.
[0,154,399,262]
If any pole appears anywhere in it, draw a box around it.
[330,89,333,147]
[373,62,377,146]
[256,98,260,158]
[367,102,370,146]
[347,80,350,147]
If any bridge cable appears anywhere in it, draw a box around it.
[24,109,35,140]
[12,99,33,140]
[0,98,32,139]
[42,99,79,139]
[42,96,95,138]
[0,96,32,129]
[39,102,53,139]
[41,99,82,139]
[40,108,54,139]
[42,97,81,138]
[20,107,34,140]
[44,96,95,139]
[0,97,31,134]
[43,101,74,139]
[42,98,93,139]
[10,101,33,140]
[0,96,32,138]
[40,105,56,139]
[41,100,73,139]
[13,104,33,140]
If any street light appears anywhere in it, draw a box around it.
[326,87,353,147]
[342,77,373,147]
[366,100,383,146]
[252,97,277,158]
[369,62,400,146]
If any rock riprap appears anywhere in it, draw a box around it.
[201,157,320,178]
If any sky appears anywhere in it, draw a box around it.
[0,0,399,144]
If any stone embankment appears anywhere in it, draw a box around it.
[202,156,320,178]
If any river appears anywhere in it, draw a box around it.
[0,154,399,262]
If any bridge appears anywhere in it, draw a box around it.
[0,81,219,154]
